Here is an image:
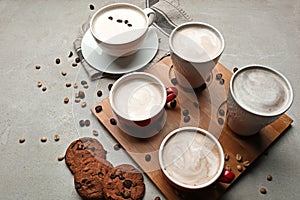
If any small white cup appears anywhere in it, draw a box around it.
[109,72,176,138]
[90,3,156,57]
[169,22,225,89]
[159,127,235,190]
[227,65,294,136]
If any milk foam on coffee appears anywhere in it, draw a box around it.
[162,131,221,186]
[171,25,222,61]
[112,78,164,120]
[233,67,291,115]
[92,5,146,44]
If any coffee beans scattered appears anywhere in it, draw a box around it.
[42,86,47,92]
[55,58,60,64]
[57,155,65,161]
[83,84,88,89]
[75,98,80,103]
[72,62,77,67]
[41,137,47,143]
[117,19,123,23]
[89,4,95,10]
[219,78,225,85]
[66,82,72,87]
[216,73,222,80]
[108,16,113,20]
[75,57,80,63]
[110,118,117,125]
[73,83,78,89]
[124,20,128,24]
[145,154,151,162]
[19,137,25,144]
[84,120,90,126]
[219,109,225,116]
[95,105,102,113]
[108,83,113,91]
[78,91,85,99]
[184,115,190,123]
[79,120,85,127]
[97,90,103,97]
[182,109,189,116]
[128,24,132,27]
[92,130,99,136]
[54,134,60,142]
[218,118,224,125]
[80,80,87,85]
[81,102,87,108]
[68,51,73,58]
[35,65,41,70]
[61,70,67,76]
[236,153,243,162]
[242,160,250,168]
[114,143,121,151]
[260,187,267,194]
[64,97,69,104]
[37,81,42,88]
[267,175,272,181]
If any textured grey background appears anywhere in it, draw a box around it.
[0,0,299,200]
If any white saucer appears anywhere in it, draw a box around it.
[81,28,159,74]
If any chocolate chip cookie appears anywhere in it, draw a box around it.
[65,137,107,174]
[74,157,113,200]
[103,164,145,200]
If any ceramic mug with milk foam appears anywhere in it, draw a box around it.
[159,127,235,190]
[227,65,294,136]
[90,3,156,57]
[109,72,177,138]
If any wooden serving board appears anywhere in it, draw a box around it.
[92,56,293,200]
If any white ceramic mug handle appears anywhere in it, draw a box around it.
[143,8,156,26]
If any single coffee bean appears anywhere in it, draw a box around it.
[225,165,232,171]
[83,84,89,89]
[233,67,238,73]
[42,86,47,92]
[75,98,80,103]
[218,118,224,125]
[145,154,151,162]
[182,109,189,116]
[54,134,60,142]
[75,57,80,63]
[57,155,64,161]
[108,83,113,91]
[171,78,178,85]
[37,81,42,88]
[219,78,225,85]
[68,51,73,58]
[55,58,60,64]
[114,143,121,151]
[89,4,94,10]
[66,82,72,87]
[78,90,85,99]
[206,75,211,82]
[75,93,79,98]
[117,19,123,23]
[184,115,190,123]
[127,24,132,27]
[123,180,132,189]
[237,164,243,172]
[95,105,102,113]
[225,153,230,161]
[267,175,272,181]
[19,137,25,144]
[92,130,99,136]
[110,173,116,179]
[216,73,222,80]
[35,65,41,70]
[64,97,69,104]
[81,102,87,108]
[73,83,78,89]
[108,16,113,20]
[97,90,103,97]
[170,99,177,108]
[75,182,82,189]
[79,120,85,127]
[219,109,225,116]
[110,118,117,125]
[81,80,87,85]
[193,102,199,108]
[72,62,77,67]
[243,160,250,167]
[154,197,161,200]
[41,137,47,143]
[85,120,90,126]
[61,70,67,76]
[236,153,243,162]
[260,187,267,194]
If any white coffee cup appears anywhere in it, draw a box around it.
[169,22,225,89]
[159,127,235,190]
[90,3,156,57]
[109,72,176,138]
[227,65,294,136]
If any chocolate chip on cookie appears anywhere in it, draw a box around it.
[104,164,145,200]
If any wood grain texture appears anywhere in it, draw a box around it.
[91,56,293,200]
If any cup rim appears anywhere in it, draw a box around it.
[169,21,225,63]
[109,72,167,121]
[229,64,294,117]
[90,3,149,45]
[158,127,225,190]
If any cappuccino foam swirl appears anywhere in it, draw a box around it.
[162,131,221,186]
[233,67,291,115]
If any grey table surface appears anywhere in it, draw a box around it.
[0,0,299,200]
